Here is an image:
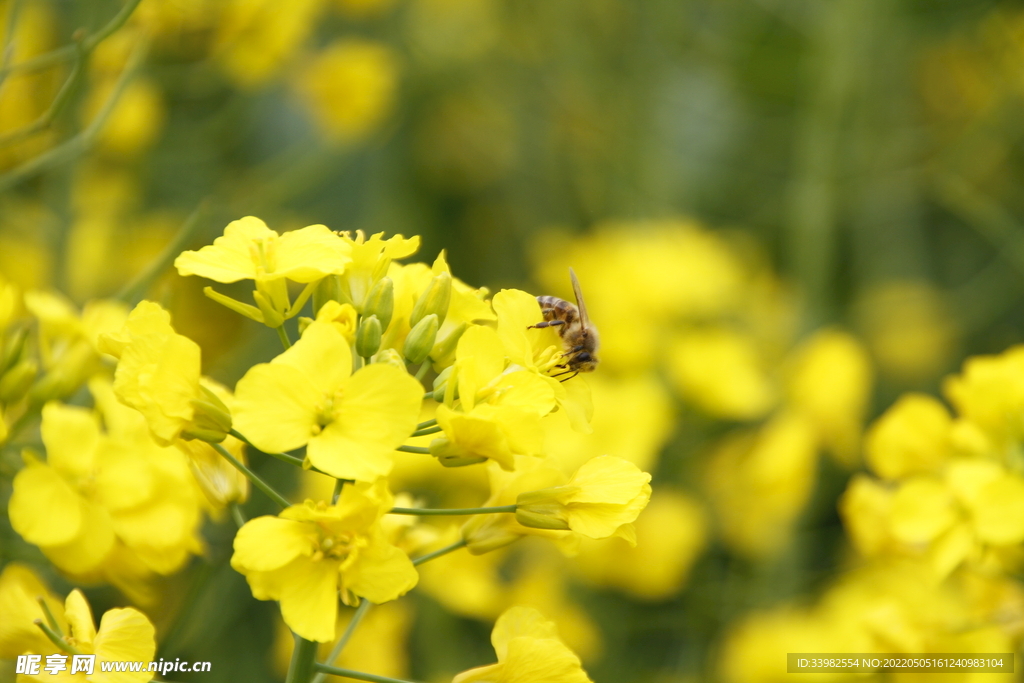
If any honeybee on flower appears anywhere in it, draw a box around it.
[530,268,599,381]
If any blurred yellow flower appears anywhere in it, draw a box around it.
[667,327,775,420]
[452,606,593,683]
[785,328,873,465]
[431,403,543,469]
[231,480,418,642]
[944,344,1024,446]
[295,39,399,141]
[864,393,953,480]
[573,490,707,601]
[233,321,422,480]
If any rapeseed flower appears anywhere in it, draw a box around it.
[452,606,593,683]
[233,321,422,481]
[0,563,67,659]
[431,403,543,469]
[230,480,418,642]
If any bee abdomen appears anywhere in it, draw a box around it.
[536,296,578,324]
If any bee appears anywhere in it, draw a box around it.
[529,268,599,380]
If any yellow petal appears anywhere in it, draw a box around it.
[345,537,418,604]
[969,474,1024,545]
[278,558,341,643]
[174,216,270,282]
[888,477,955,544]
[232,516,317,572]
[9,461,83,546]
[274,224,352,282]
[92,607,156,683]
[309,423,395,481]
[0,563,67,659]
[490,606,560,660]
[233,362,320,453]
[564,456,651,505]
[500,636,592,683]
[41,500,116,575]
[65,589,97,649]
[274,321,352,396]
[40,402,100,478]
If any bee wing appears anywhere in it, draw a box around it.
[569,267,590,327]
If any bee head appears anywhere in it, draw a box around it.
[569,350,599,373]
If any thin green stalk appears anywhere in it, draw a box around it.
[412,538,467,567]
[310,601,372,683]
[389,505,516,516]
[410,426,442,437]
[229,428,335,476]
[416,419,437,430]
[396,445,430,455]
[331,479,346,504]
[313,662,418,683]
[34,620,80,655]
[117,201,209,304]
[287,636,319,683]
[0,0,26,91]
[212,442,290,509]
[0,37,86,148]
[414,361,430,381]
[36,598,60,633]
[230,503,247,528]
[276,325,293,350]
[0,0,143,78]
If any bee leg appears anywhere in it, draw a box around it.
[558,372,579,383]
[560,345,584,357]
[528,320,565,330]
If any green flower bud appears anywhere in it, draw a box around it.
[356,315,383,358]
[0,359,37,403]
[431,365,454,403]
[363,277,395,331]
[404,314,439,365]
[183,385,233,443]
[410,272,452,328]
[429,436,487,467]
[515,489,572,531]
[253,290,285,328]
[0,327,28,376]
[374,348,405,369]
[430,321,468,369]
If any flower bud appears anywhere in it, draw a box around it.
[430,321,468,369]
[431,366,458,403]
[356,315,383,358]
[410,272,451,328]
[0,359,37,403]
[363,277,394,331]
[0,327,28,376]
[182,385,233,443]
[404,314,439,365]
[515,491,571,531]
[429,436,488,468]
[374,348,405,369]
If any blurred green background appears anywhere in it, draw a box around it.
[3,0,1024,682]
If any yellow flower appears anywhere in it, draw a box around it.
[294,39,399,141]
[8,392,205,577]
[314,300,360,342]
[667,327,775,420]
[492,289,593,433]
[19,588,155,683]
[515,456,651,542]
[337,230,420,311]
[453,325,555,416]
[944,344,1024,445]
[230,480,418,642]
[175,216,351,286]
[101,301,229,445]
[785,328,873,465]
[0,563,67,659]
[864,393,953,480]
[233,321,422,481]
[431,403,543,469]
[452,606,593,683]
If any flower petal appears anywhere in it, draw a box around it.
[232,516,316,572]
[234,363,320,453]
[174,216,269,282]
[278,558,341,643]
[275,224,352,282]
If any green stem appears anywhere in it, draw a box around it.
[0,36,86,148]
[230,503,247,528]
[310,601,372,683]
[389,505,516,516]
[331,479,346,504]
[313,663,418,683]
[414,361,430,381]
[0,0,143,78]
[276,325,293,350]
[287,636,319,683]
[410,426,442,437]
[34,620,81,655]
[36,597,60,633]
[212,442,290,509]
[415,419,437,430]
[117,201,209,304]
[396,445,430,454]
[229,428,335,476]
[412,538,467,567]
